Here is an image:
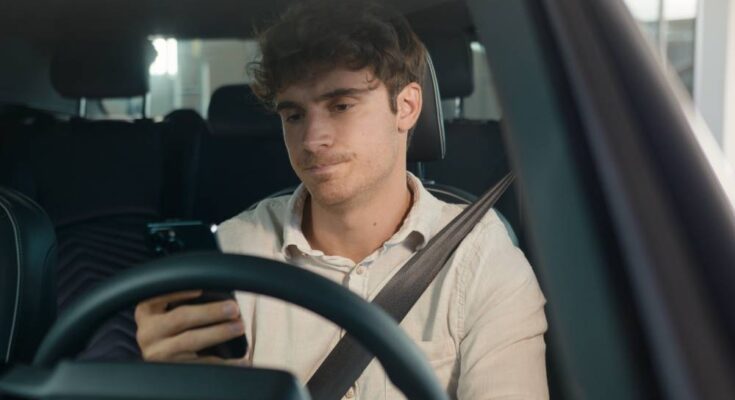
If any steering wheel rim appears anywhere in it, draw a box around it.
[32,252,448,400]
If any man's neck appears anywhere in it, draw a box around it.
[303,172,413,264]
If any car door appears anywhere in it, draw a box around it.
[467,0,735,399]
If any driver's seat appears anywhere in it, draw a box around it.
[0,187,57,366]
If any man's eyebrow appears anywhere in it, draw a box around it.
[275,101,301,113]
[315,87,371,101]
[275,87,371,112]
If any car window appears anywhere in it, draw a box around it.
[440,42,502,121]
[622,0,697,95]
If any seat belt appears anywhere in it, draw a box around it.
[306,173,516,400]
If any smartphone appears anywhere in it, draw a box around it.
[167,291,248,359]
[148,220,248,359]
[147,220,219,256]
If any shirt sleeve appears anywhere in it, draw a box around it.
[456,214,549,400]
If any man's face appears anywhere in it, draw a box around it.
[275,68,412,207]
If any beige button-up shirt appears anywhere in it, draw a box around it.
[216,174,548,399]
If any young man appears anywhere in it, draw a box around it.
[135,0,548,398]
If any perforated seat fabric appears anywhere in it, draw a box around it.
[57,213,154,361]
[0,187,57,365]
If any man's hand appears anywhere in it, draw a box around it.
[134,290,248,365]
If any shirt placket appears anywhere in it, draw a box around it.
[347,260,370,299]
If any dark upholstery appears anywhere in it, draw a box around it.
[424,121,509,195]
[207,85,281,136]
[422,32,474,99]
[50,40,153,99]
[0,187,57,365]
[423,120,521,242]
[194,85,299,223]
[0,105,56,151]
[0,118,168,361]
[407,54,445,163]
[160,109,207,218]
[412,35,524,246]
[1,120,163,223]
[0,38,208,362]
[56,213,153,361]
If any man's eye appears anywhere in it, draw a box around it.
[332,103,353,112]
[284,113,303,123]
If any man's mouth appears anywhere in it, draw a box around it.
[304,160,348,176]
[306,160,344,170]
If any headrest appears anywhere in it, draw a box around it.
[207,85,281,136]
[407,53,446,163]
[422,32,474,99]
[0,187,57,364]
[50,40,153,99]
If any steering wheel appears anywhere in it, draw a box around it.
[30,252,448,400]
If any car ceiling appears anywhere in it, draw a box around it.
[0,0,473,42]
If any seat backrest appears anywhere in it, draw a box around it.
[414,32,524,247]
[159,109,208,219]
[0,117,164,361]
[194,84,299,223]
[0,187,57,365]
[0,105,57,150]
[424,120,509,193]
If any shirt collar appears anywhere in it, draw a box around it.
[280,173,446,258]
[281,184,311,256]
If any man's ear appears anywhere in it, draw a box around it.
[396,82,422,133]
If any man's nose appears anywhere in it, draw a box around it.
[301,113,334,152]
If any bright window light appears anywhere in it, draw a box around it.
[623,0,698,22]
[665,0,698,20]
[150,38,178,76]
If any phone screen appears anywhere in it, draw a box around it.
[147,220,219,255]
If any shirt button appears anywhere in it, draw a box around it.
[355,265,366,275]
[344,387,355,399]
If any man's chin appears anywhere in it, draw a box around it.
[305,181,354,207]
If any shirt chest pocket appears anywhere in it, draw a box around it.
[384,339,458,400]
[415,339,457,368]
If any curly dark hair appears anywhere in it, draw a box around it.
[249,0,427,114]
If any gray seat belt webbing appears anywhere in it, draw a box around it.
[306,173,515,400]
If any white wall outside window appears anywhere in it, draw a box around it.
[624,0,735,172]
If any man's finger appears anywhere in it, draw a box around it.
[161,300,241,336]
[136,298,240,351]
[139,290,204,314]
[147,319,246,359]
[191,356,250,367]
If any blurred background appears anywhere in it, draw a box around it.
[622,0,735,171]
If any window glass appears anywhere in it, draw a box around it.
[623,0,698,94]
[99,39,259,119]
[440,41,502,121]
